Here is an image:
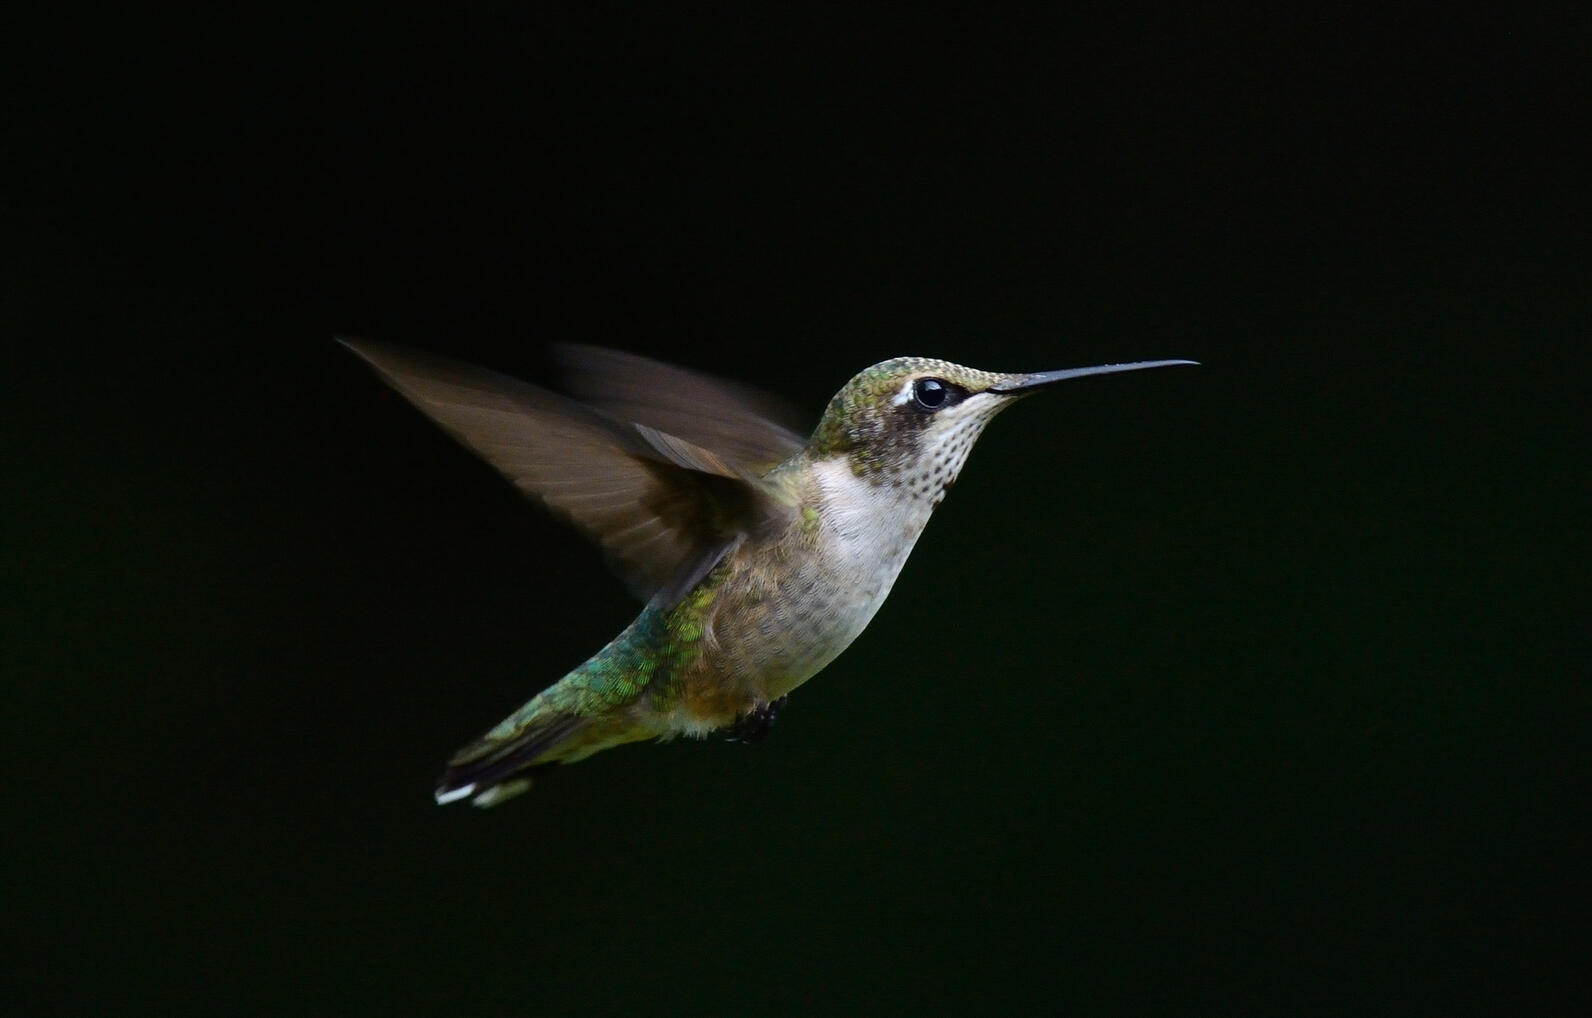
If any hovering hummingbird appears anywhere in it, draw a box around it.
[341,339,1194,806]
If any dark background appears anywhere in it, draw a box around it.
[10,5,1587,1014]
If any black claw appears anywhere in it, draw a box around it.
[722,696,788,743]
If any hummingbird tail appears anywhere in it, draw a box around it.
[434,713,588,808]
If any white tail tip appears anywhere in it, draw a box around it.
[435,784,475,805]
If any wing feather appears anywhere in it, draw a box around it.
[555,344,807,469]
[340,339,790,600]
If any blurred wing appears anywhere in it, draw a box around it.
[340,339,788,601]
[554,344,808,470]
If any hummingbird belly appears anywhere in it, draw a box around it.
[679,457,934,712]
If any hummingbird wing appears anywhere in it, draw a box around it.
[554,344,807,470]
[339,339,792,602]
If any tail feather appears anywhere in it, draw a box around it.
[434,713,587,807]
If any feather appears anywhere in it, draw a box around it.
[339,339,794,601]
[554,343,807,470]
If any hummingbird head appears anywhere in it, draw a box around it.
[808,356,1196,500]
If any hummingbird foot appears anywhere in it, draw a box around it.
[721,696,789,743]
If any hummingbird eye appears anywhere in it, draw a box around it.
[912,377,952,411]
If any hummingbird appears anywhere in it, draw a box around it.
[341,339,1194,806]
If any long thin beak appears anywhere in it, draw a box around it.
[988,359,1198,395]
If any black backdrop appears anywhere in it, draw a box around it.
[10,6,1587,1014]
